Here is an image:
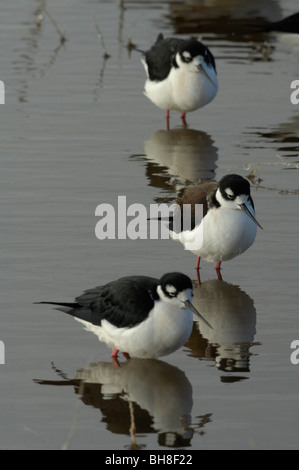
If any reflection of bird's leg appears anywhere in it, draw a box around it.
[112,356,121,368]
[166,109,170,130]
[111,349,130,366]
[181,113,187,128]
[111,348,121,367]
[127,392,139,450]
[215,266,223,281]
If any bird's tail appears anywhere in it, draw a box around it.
[34,301,79,308]
[35,302,101,326]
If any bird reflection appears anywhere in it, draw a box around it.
[144,128,218,183]
[185,278,258,381]
[251,114,299,158]
[168,0,282,40]
[34,359,211,448]
[131,128,218,201]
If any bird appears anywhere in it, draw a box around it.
[36,272,212,364]
[250,12,299,34]
[168,174,263,271]
[141,34,218,125]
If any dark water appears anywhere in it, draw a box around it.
[1,0,299,450]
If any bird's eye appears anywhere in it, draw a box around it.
[182,52,192,63]
[165,284,177,297]
[225,190,235,200]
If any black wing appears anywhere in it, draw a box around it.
[145,36,184,81]
[40,276,159,329]
[260,13,299,33]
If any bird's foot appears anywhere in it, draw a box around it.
[111,349,131,367]
[112,356,121,368]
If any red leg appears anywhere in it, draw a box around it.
[111,348,119,357]
[196,257,201,270]
[181,113,187,128]
[111,349,120,367]
[215,261,221,270]
[122,352,131,360]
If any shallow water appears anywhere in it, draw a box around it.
[1,0,299,450]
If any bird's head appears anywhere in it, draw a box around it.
[157,272,213,328]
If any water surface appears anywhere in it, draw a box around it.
[1,0,299,450]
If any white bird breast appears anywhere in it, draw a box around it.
[174,205,258,262]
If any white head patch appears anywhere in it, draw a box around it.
[165,284,177,296]
[182,51,192,61]
[225,188,234,198]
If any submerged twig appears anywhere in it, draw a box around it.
[229,154,299,194]
[62,380,84,450]
[126,36,138,52]
[128,398,139,450]
[229,154,299,175]
[35,13,44,28]
[40,1,66,44]
[93,16,111,59]
[248,41,274,62]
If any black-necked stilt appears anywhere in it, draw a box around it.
[142,34,218,125]
[36,272,212,363]
[169,174,263,271]
[254,12,299,34]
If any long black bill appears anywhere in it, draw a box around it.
[239,204,263,230]
[184,300,213,329]
[198,64,218,88]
